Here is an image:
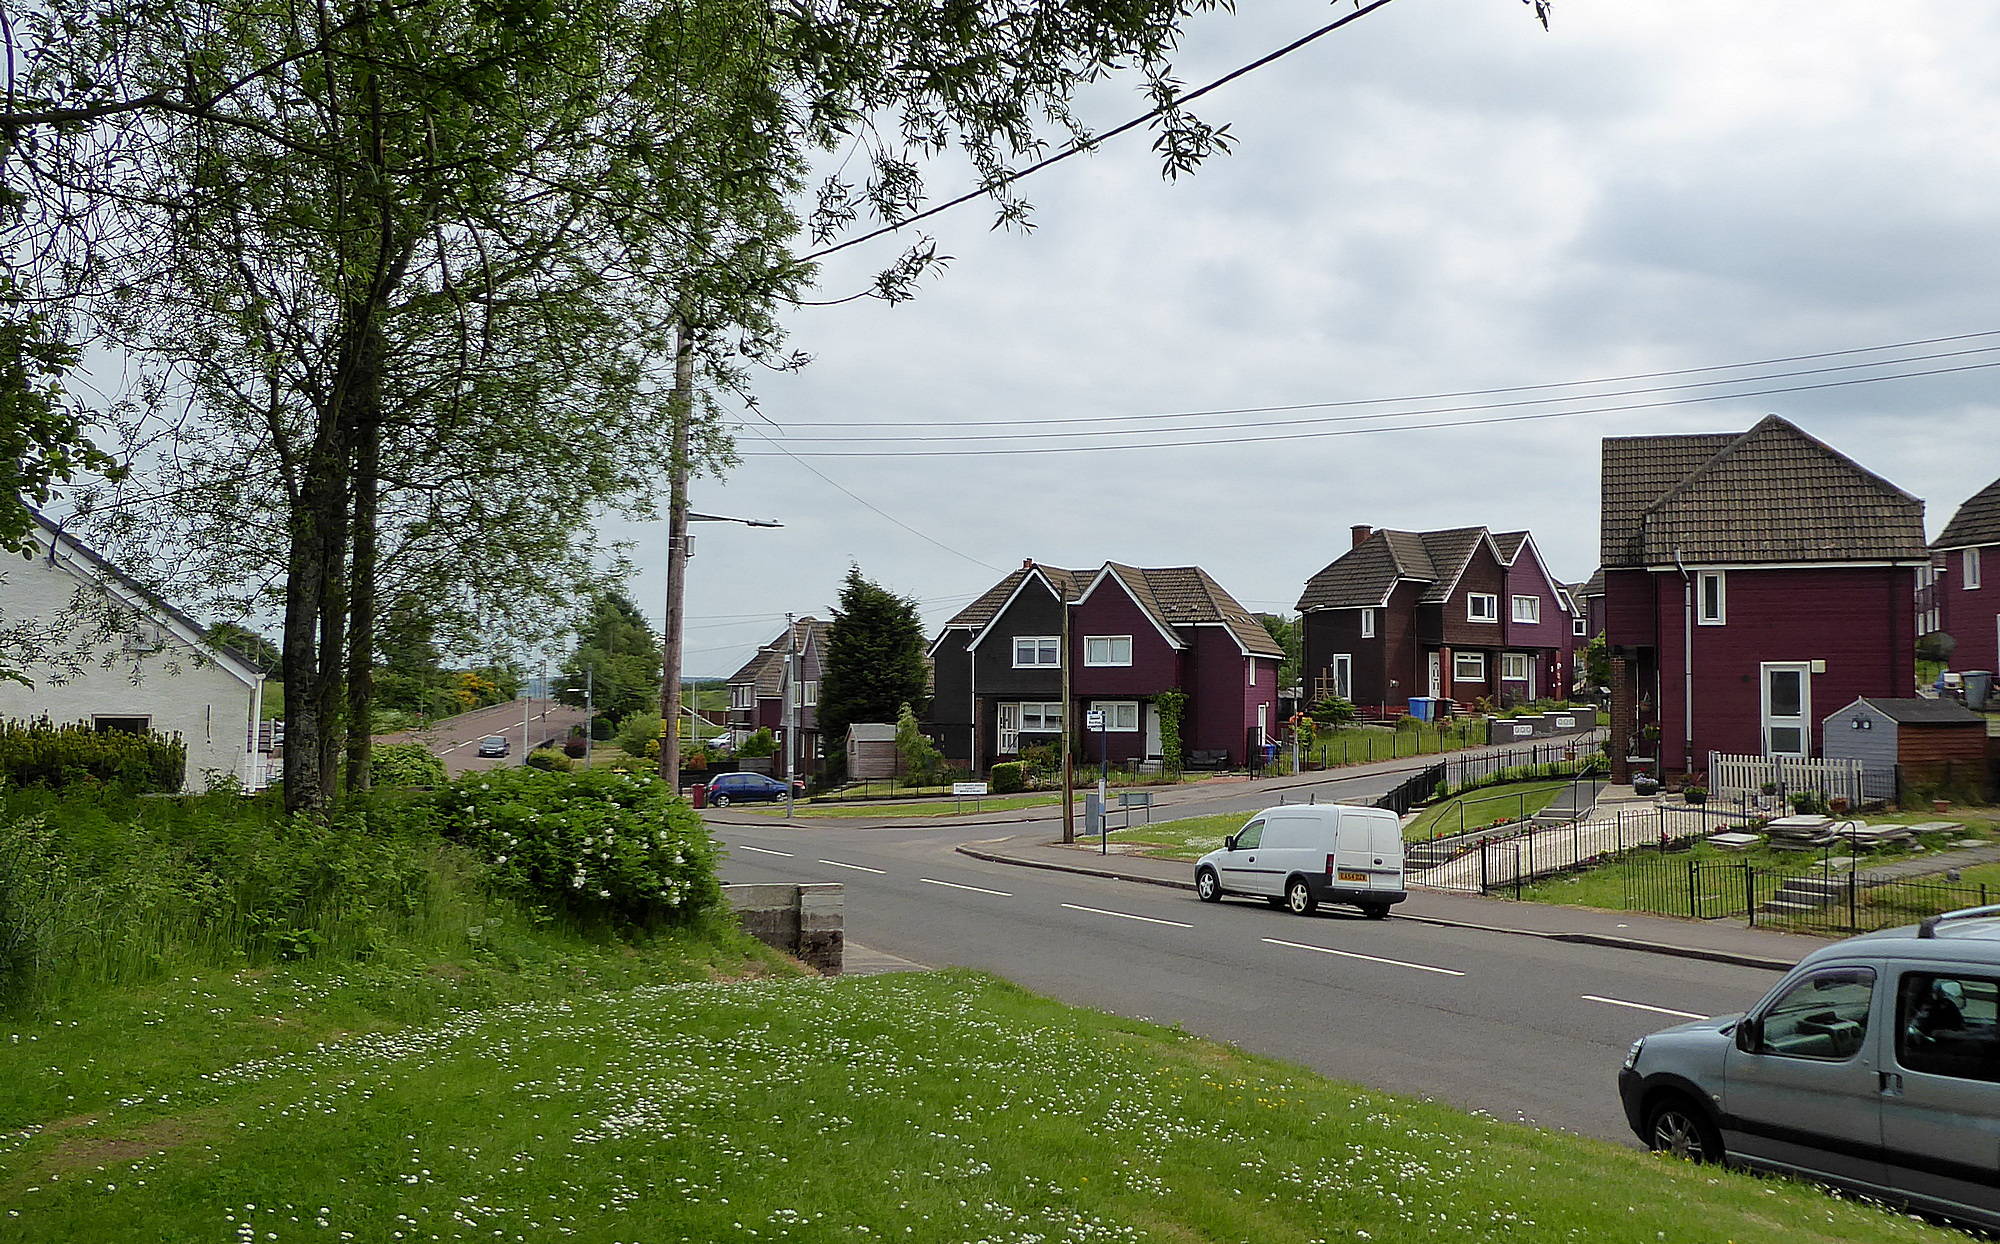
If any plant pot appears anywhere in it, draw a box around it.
[1829,797,1849,815]
[1934,799,1952,813]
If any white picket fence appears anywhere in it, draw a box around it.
[1707,752,1885,804]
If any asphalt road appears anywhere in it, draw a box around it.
[377,698,591,775]
[712,815,1783,1146]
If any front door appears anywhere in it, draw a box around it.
[1144,703,1163,760]
[1426,651,1442,699]
[1762,662,1812,757]
[997,703,1020,756]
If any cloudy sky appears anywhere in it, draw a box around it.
[602,0,2000,679]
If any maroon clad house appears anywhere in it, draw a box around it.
[1297,525,1575,714]
[1600,415,1929,783]
[725,617,825,775]
[1934,475,2000,678]
[928,560,1284,773]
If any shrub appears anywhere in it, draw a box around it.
[738,727,777,758]
[563,729,588,759]
[895,703,943,785]
[431,767,718,923]
[614,710,663,758]
[1019,741,1060,779]
[990,762,1026,794]
[1307,696,1356,726]
[525,749,573,773]
[0,719,186,792]
[371,741,447,788]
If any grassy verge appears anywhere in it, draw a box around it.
[1402,778,1574,843]
[1082,811,1247,861]
[0,966,1959,1244]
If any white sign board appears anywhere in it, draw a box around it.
[952,781,989,797]
[1512,723,1534,737]
[1086,710,1105,730]
[1554,715,1576,729]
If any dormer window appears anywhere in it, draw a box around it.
[1013,636,1060,667]
[1511,595,1540,624]
[1083,636,1132,666]
[1467,594,1498,623]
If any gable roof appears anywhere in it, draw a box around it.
[942,563,1086,632]
[1575,568,1606,598]
[1103,564,1283,657]
[1935,476,2000,552]
[1296,526,1504,611]
[27,510,264,687]
[1600,415,1926,568]
[727,616,825,697]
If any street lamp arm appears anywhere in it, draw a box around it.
[687,512,783,527]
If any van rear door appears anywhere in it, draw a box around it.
[1333,810,1403,893]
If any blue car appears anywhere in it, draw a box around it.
[704,771,803,807]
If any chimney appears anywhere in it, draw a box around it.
[1022,558,1036,569]
[1351,525,1374,549]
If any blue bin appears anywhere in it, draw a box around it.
[1408,697,1434,721]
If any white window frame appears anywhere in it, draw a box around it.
[1967,548,1983,590]
[802,680,818,707]
[1013,636,1061,668]
[1083,635,1133,667]
[1088,700,1140,732]
[1247,656,1258,688]
[1018,702,1064,733]
[1453,652,1487,682]
[1572,615,1588,637]
[1500,653,1530,682]
[1511,595,1540,624]
[1467,593,1499,623]
[1360,609,1376,639]
[730,684,754,710]
[1331,654,1353,700]
[1697,570,1727,625]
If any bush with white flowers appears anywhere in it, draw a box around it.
[433,768,719,924]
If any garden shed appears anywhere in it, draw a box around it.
[845,723,901,779]
[1820,697,1991,796]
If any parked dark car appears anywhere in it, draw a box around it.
[477,735,510,758]
[704,771,803,807]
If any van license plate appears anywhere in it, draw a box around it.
[1337,870,1367,882]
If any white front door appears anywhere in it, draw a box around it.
[997,703,1020,755]
[1761,662,1812,757]
[1427,652,1442,699]
[1144,703,1163,759]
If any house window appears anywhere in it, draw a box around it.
[1089,700,1139,732]
[1501,653,1530,682]
[1511,595,1540,624]
[1467,594,1498,623]
[1084,635,1133,666]
[730,684,753,710]
[1331,654,1353,700]
[796,680,817,707]
[1247,657,1258,688]
[1360,609,1376,638]
[1697,571,1726,625]
[1967,548,1983,590]
[92,716,151,735]
[1013,636,1060,667]
[1018,702,1064,733]
[1453,652,1486,682]
[1572,615,1588,637]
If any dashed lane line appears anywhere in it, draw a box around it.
[733,844,794,857]
[921,878,1012,897]
[1061,903,1192,929]
[818,859,887,874]
[1582,994,1707,1020]
[1262,938,1465,977]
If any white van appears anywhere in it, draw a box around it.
[1193,803,1406,919]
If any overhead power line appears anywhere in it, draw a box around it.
[737,356,2000,458]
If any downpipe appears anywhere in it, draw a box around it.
[1675,549,1694,778]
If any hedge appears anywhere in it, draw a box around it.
[0,719,185,792]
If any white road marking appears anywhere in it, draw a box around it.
[1582,994,1707,1020]
[920,878,1012,897]
[1061,903,1192,929]
[1263,938,1465,977]
[734,844,794,857]
[817,859,886,874]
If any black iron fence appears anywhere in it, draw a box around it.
[1422,805,1755,893]
[1614,854,1997,936]
[1375,734,1609,821]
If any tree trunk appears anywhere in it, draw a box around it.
[344,321,383,793]
[280,507,327,812]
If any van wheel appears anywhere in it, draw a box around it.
[1362,903,1389,921]
[1285,878,1317,916]
[1195,868,1221,902]
[1644,1094,1721,1164]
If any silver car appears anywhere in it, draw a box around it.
[1619,904,2000,1229]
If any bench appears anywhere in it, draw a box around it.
[1187,749,1229,770]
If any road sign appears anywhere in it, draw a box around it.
[952,781,989,796]
[1086,709,1105,730]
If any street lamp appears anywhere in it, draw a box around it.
[659,508,782,792]
[563,666,594,766]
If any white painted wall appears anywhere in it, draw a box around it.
[0,535,263,791]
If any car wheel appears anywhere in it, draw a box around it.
[711,793,731,808]
[1286,877,1317,916]
[1644,1095,1721,1164]
[1195,867,1221,902]
[1362,903,1389,921]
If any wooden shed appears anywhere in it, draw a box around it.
[1821,697,1990,794]
[845,723,902,780]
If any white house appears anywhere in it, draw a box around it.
[0,512,268,791]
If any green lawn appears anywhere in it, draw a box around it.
[0,959,1960,1244]
[743,793,1064,818]
[1086,810,1254,861]
[1402,778,1575,843]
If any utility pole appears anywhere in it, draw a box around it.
[583,666,594,767]
[783,613,798,818]
[659,322,693,791]
[1061,582,1074,844]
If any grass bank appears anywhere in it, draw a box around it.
[0,965,1960,1244]
[1402,778,1573,843]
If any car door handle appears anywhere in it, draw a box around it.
[1879,1071,1904,1096]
